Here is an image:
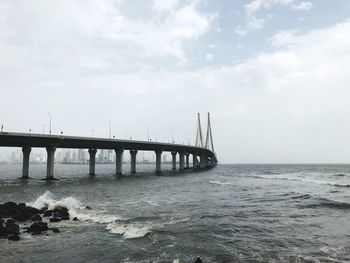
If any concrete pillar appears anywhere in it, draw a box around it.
[193,154,198,169]
[200,152,207,169]
[88,149,97,175]
[155,150,162,174]
[179,151,185,171]
[22,146,31,179]
[130,150,137,175]
[171,151,177,170]
[46,146,56,180]
[115,148,124,175]
[185,153,190,169]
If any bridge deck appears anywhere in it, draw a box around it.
[0,132,215,156]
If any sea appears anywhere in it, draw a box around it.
[1,163,350,263]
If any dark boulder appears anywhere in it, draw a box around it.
[25,206,42,215]
[72,217,78,221]
[39,207,48,214]
[50,228,60,233]
[31,214,42,222]
[0,202,17,217]
[85,206,92,210]
[7,234,20,241]
[3,202,17,210]
[194,258,203,263]
[18,203,26,209]
[49,217,61,223]
[13,204,42,221]
[13,210,32,221]
[28,222,48,234]
[0,224,6,237]
[53,208,70,220]
[43,210,53,217]
[5,219,16,225]
[5,223,20,235]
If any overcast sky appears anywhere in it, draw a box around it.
[1,0,350,163]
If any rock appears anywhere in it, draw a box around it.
[194,258,203,263]
[43,210,53,217]
[5,219,15,225]
[18,203,26,209]
[49,217,61,223]
[13,204,42,221]
[39,207,48,213]
[3,202,17,210]
[53,208,70,220]
[50,228,60,233]
[0,224,6,237]
[72,217,78,221]
[59,215,70,220]
[85,206,92,210]
[31,214,42,222]
[5,223,20,235]
[28,222,48,234]
[13,210,32,221]
[7,234,20,241]
[0,202,17,217]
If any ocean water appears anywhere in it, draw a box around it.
[1,163,350,262]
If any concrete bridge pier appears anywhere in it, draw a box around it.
[130,150,137,175]
[193,154,198,169]
[88,149,97,175]
[22,146,31,179]
[185,153,190,169]
[179,151,185,171]
[46,146,56,180]
[155,150,162,174]
[200,153,207,169]
[171,151,177,170]
[115,149,124,175]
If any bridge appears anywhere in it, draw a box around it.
[0,113,217,179]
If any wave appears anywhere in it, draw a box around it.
[249,175,350,188]
[28,191,150,238]
[106,222,151,238]
[302,198,350,210]
[327,183,350,188]
[333,174,346,177]
[291,194,312,199]
[209,180,234,186]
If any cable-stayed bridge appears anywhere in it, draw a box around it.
[0,113,217,180]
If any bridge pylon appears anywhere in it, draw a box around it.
[195,113,204,148]
[205,112,215,153]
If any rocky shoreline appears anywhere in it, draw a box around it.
[0,201,76,241]
[1,201,204,262]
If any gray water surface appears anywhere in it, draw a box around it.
[1,164,350,262]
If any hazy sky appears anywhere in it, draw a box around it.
[1,0,350,163]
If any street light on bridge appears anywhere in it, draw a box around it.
[48,113,52,135]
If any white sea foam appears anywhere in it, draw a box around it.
[251,174,350,188]
[209,180,233,186]
[28,191,149,238]
[29,191,85,211]
[106,222,151,238]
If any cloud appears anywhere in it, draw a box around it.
[0,0,214,72]
[238,0,313,34]
[244,0,294,15]
[152,0,179,11]
[205,53,214,61]
[292,1,313,10]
